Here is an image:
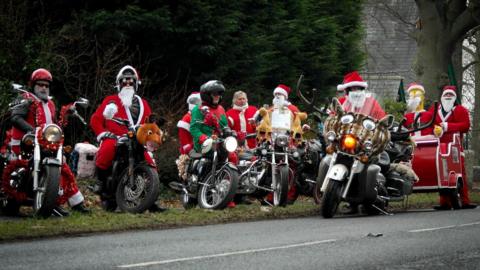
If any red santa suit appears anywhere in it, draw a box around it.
[90,94,153,169]
[403,110,434,136]
[429,86,472,207]
[5,92,84,207]
[177,112,193,154]
[226,104,258,149]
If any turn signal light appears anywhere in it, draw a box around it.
[326,144,336,154]
[359,155,369,163]
[128,131,135,138]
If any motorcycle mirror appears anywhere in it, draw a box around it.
[75,97,89,109]
[379,114,395,129]
[11,83,27,93]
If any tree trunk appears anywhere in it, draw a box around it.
[473,31,480,166]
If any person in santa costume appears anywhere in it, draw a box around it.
[337,71,386,120]
[226,91,258,149]
[90,65,165,211]
[402,82,434,136]
[176,92,201,181]
[429,85,477,210]
[3,68,89,216]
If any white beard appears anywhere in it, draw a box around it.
[233,103,248,111]
[34,88,50,102]
[406,97,421,112]
[441,97,455,112]
[188,103,196,111]
[119,86,135,108]
[273,96,286,108]
[348,91,366,109]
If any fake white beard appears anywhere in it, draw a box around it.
[34,87,50,102]
[406,97,421,112]
[441,96,455,112]
[273,96,286,108]
[119,86,135,107]
[233,103,248,111]
[188,103,196,111]
[348,91,366,109]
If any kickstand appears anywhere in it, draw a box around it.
[371,204,393,216]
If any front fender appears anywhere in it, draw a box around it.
[42,157,62,166]
[327,164,349,181]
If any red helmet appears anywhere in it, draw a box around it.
[30,68,52,86]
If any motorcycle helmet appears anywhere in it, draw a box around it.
[29,68,52,87]
[116,65,141,91]
[200,80,225,108]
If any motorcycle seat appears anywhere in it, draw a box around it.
[188,150,202,159]
[238,150,254,161]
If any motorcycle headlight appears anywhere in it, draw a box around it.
[275,134,289,147]
[326,131,336,142]
[340,114,354,124]
[224,136,238,153]
[362,119,376,131]
[340,134,357,152]
[43,124,62,143]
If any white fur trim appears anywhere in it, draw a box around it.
[177,120,190,131]
[182,144,192,151]
[273,87,289,98]
[9,139,21,146]
[239,111,246,132]
[187,93,201,104]
[96,131,108,142]
[103,103,118,119]
[42,102,53,124]
[337,81,368,91]
[442,89,456,97]
[68,191,84,206]
[443,122,448,132]
[407,85,425,94]
[228,116,234,126]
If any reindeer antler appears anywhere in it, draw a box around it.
[295,74,326,114]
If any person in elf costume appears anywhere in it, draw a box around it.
[190,80,237,208]
[3,68,89,216]
[430,85,477,210]
[402,82,434,136]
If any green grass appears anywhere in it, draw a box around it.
[1,188,479,242]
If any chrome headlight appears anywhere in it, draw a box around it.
[43,124,62,143]
[201,138,213,154]
[275,134,289,147]
[224,136,238,153]
[362,119,376,131]
[340,114,354,124]
[326,131,336,142]
[363,140,373,151]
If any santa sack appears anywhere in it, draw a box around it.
[74,142,98,179]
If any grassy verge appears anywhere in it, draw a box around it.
[1,186,479,242]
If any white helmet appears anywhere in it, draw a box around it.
[116,65,141,91]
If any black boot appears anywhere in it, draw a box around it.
[93,168,110,195]
[148,203,168,213]
[71,202,91,214]
[52,206,70,217]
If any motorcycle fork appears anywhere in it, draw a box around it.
[127,139,135,186]
[33,128,40,191]
[341,159,360,199]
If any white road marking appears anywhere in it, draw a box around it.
[409,221,480,233]
[117,239,337,268]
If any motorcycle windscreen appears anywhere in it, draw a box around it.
[342,94,385,120]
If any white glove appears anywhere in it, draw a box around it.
[302,124,311,131]
[103,103,118,120]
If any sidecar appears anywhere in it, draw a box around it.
[412,133,463,194]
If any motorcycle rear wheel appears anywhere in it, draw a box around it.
[273,165,288,207]
[116,165,160,213]
[320,180,342,218]
[198,166,238,209]
[34,165,60,218]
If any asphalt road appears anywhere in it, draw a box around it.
[1,208,480,270]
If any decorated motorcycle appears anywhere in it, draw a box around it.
[317,98,431,218]
[100,115,163,213]
[0,84,88,217]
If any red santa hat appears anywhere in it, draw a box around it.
[337,71,368,91]
[406,82,425,94]
[187,92,201,104]
[273,84,291,98]
[442,85,457,97]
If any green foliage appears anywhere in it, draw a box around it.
[383,99,407,122]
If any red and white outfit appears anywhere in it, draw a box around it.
[90,94,153,169]
[177,112,193,154]
[429,86,472,206]
[403,111,434,136]
[226,104,258,149]
[4,92,84,206]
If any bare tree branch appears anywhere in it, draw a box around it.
[450,8,480,47]
[463,60,478,71]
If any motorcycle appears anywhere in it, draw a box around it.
[317,98,432,218]
[0,84,88,217]
[174,126,239,210]
[101,117,161,213]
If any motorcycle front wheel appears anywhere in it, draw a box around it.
[273,165,288,207]
[34,165,60,218]
[320,180,342,218]
[198,166,238,209]
[116,165,160,213]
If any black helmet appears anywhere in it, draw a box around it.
[200,80,225,108]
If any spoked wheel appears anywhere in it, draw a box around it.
[198,166,238,209]
[34,165,60,218]
[181,190,197,210]
[116,165,160,213]
[320,180,343,218]
[273,165,288,207]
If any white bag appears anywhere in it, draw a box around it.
[74,142,98,179]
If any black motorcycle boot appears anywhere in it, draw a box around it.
[92,168,110,195]
[71,201,91,214]
[52,206,70,217]
[148,203,168,213]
